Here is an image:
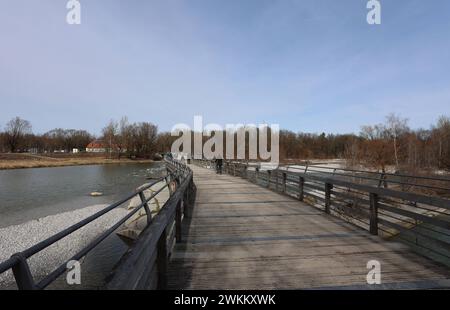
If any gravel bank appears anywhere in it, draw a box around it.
[0,204,127,288]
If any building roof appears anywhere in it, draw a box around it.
[86,140,106,149]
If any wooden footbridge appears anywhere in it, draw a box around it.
[166,162,450,289]
[0,157,449,289]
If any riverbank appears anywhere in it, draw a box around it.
[0,153,154,170]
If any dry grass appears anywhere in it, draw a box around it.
[0,153,153,170]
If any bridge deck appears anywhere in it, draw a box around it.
[167,165,450,289]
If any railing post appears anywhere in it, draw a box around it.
[369,193,379,235]
[165,176,173,196]
[233,164,236,176]
[186,180,192,218]
[176,172,182,186]
[11,254,35,290]
[175,199,183,242]
[156,228,168,290]
[138,191,152,224]
[276,170,279,192]
[255,167,259,184]
[185,182,190,205]
[282,172,287,193]
[267,170,271,188]
[299,176,304,201]
[377,173,383,188]
[325,183,332,214]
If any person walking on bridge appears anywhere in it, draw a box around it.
[215,156,223,174]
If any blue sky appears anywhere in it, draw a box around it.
[1,0,449,135]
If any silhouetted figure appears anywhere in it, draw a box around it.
[216,157,223,174]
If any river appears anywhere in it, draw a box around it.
[0,163,165,227]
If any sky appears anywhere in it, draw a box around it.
[1,0,449,135]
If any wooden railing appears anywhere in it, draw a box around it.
[106,157,195,289]
[194,159,450,266]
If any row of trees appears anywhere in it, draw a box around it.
[1,114,450,170]
[0,117,162,159]
[279,131,355,160]
[278,113,450,171]
[344,114,450,172]
[102,117,159,158]
[0,117,94,154]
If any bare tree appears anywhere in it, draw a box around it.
[434,116,450,168]
[386,113,409,170]
[4,117,32,152]
[118,116,131,158]
[344,136,362,168]
[155,131,176,154]
[102,120,119,158]
[0,132,5,152]
[132,122,158,158]
[359,124,391,172]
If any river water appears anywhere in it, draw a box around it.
[0,162,166,289]
[0,163,165,228]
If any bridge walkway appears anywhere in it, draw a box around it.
[167,165,450,289]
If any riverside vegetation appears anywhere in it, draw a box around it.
[0,114,449,175]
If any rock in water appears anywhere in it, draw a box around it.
[90,192,103,197]
[116,181,170,241]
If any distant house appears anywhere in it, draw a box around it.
[86,140,107,153]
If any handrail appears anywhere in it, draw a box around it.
[287,163,450,182]
[0,157,194,290]
[107,156,195,289]
[197,158,450,192]
[285,166,450,192]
